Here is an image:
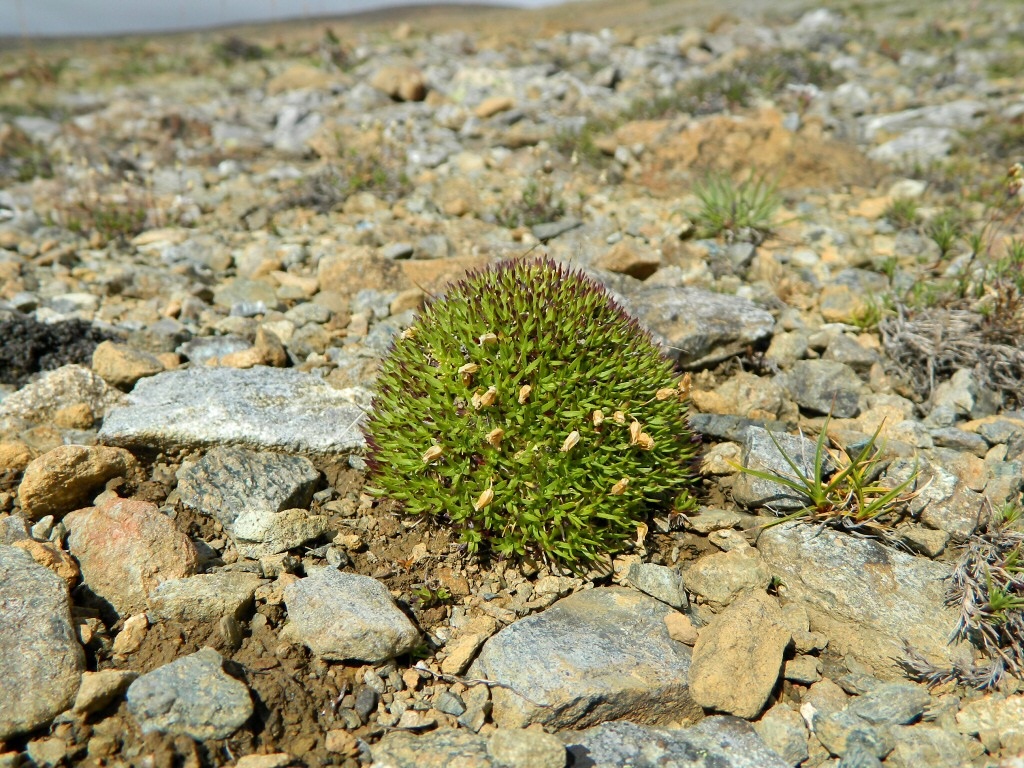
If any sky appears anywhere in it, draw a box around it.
[2,0,557,38]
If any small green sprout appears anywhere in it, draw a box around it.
[734,415,919,536]
[690,172,781,243]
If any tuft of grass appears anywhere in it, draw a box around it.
[925,209,964,259]
[690,172,781,243]
[884,197,919,229]
[496,179,566,229]
[903,503,1024,690]
[735,415,919,537]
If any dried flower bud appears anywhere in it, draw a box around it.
[518,384,532,404]
[479,386,498,408]
[655,387,675,401]
[485,428,504,446]
[610,477,629,495]
[478,332,498,345]
[400,327,417,340]
[421,445,443,463]
[629,420,642,445]
[592,409,605,427]
[473,487,494,511]
[613,410,626,424]
[561,430,581,452]
[636,432,655,451]
[678,373,692,400]
[458,363,479,386]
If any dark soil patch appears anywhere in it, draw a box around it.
[0,312,119,387]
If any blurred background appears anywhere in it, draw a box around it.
[3,0,561,38]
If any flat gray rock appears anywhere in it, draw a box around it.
[758,523,970,676]
[126,647,253,740]
[469,587,700,729]
[0,546,85,740]
[282,569,420,663]
[625,286,774,368]
[98,366,367,456]
[565,717,791,768]
[176,446,325,558]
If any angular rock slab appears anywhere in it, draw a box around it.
[624,286,774,369]
[689,590,790,718]
[99,366,367,456]
[758,523,971,676]
[126,647,253,741]
[176,446,324,558]
[469,587,701,729]
[282,569,420,663]
[0,546,85,740]
[565,717,791,768]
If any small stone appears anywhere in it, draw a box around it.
[531,218,581,242]
[626,286,775,369]
[112,614,149,655]
[282,569,420,663]
[626,562,687,608]
[65,495,199,617]
[325,728,359,755]
[594,239,661,279]
[177,446,323,558]
[754,703,809,767]
[127,647,253,740]
[847,682,929,726]
[234,755,293,768]
[72,670,139,715]
[664,612,699,645]
[370,65,427,102]
[685,506,744,533]
[11,538,79,587]
[682,545,772,608]
[782,360,864,417]
[147,572,262,623]
[18,444,137,521]
[91,341,164,390]
[486,728,566,768]
[0,441,34,474]
[783,654,822,684]
[689,590,790,718]
[434,691,466,717]
[26,738,66,768]
[0,546,85,740]
[440,616,498,675]
[475,96,515,119]
[814,710,893,759]
[897,525,949,558]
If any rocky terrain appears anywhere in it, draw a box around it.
[1,0,1024,766]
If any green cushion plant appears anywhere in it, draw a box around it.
[363,257,698,571]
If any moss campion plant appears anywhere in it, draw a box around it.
[364,257,698,570]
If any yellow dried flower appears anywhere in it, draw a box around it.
[560,430,581,452]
